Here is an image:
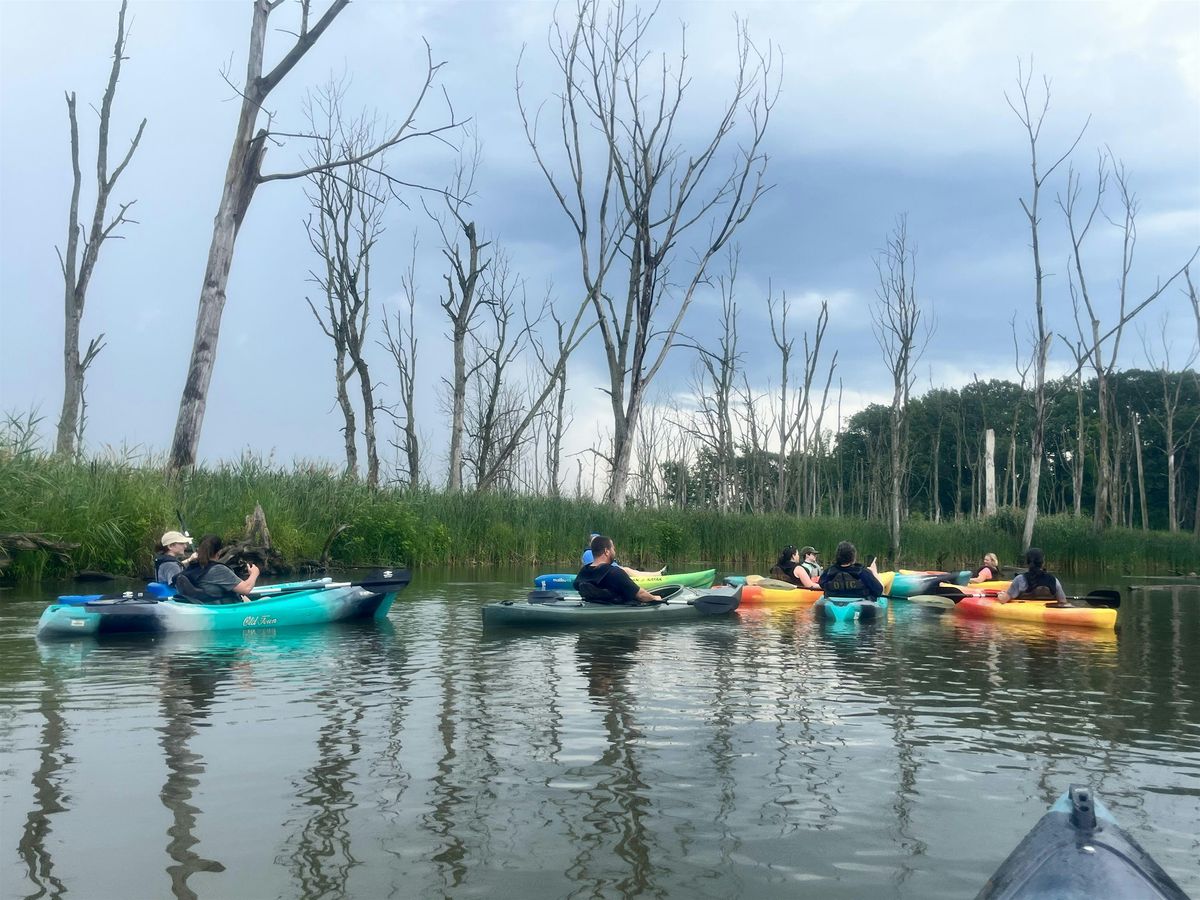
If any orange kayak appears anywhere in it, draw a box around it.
[741,584,823,605]
[955,595,1116,631]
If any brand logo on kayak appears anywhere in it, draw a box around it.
[242,615,278,627]
[383,570,392,578]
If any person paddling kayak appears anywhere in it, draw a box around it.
[580,531,666,577]
[152,530,196,587]
[818,541,884,599]
[997,548,1066,604]
[574,535,658,605]
[174,535,260,603]
[770,545,821,588]
[969,552,1003,584]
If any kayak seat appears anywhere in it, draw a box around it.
[173,574,241,605]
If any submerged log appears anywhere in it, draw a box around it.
[0,532,80,571]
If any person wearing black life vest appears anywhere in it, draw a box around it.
[818,541,884,599]
[174,534,260,603]
[968,552,1002,584]
[574,535,658,605]
[770,545,820,589]
[997,547,1066,604]
[153,530,195,587]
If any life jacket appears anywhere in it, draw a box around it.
[769,564,803,587]
[153,553,180,584]
[1016,568,1059,599]
[820,564,870,599]
[173,563,241,604]
[800,560,821,579]
[573,564,633,605]
[972,564,998,580]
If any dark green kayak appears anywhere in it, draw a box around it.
[977,785,1189,899]
[482,585,741,629]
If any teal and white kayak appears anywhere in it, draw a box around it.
[37,572,411,639]
[483,585,740,629]
[977,785,1188,899]
[814,595,888,623]
[534,568,716,591]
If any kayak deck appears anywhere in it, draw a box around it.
[483,585,739,628]
[37,583,398,638]
[956,596,1116,631]
[977,785,1188,899]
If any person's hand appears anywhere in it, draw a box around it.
[247,563,260,578]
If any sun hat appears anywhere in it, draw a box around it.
[161,530,190,546]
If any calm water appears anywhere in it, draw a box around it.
[1,569,1197,899]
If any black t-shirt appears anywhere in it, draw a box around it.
[573,563,640,605]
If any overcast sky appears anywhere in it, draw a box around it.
[1,0,1198,485]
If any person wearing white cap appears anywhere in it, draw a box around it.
[153,530,194,587]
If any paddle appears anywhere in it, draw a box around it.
[524,584,741,614]
[58,569,412,606]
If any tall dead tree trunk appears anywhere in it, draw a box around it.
[55,0,146,458]
[381,238,421,489]
[518,0,777,507]
[872,215,932,564]
[303,81,387,485]
[767,288,799,512]
[169,0,459,470]
[1007,60,1088,549]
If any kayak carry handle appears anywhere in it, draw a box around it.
[1068,784,1097,832]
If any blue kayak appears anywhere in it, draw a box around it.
[977,785,1188,899]
[814,595,888,623]
[37,573,411,638]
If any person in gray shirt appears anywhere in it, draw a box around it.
[998,548,1066,604]
[178,534,261,602]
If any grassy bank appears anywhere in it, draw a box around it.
[2,450,1197,581]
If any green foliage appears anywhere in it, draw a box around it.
[1,428,1197,582]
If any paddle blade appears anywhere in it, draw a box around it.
[907,593,957,610]
[689,586,742,615]
[358,568,413,592]
[527,590,565,604]
[1081,589,1121,609]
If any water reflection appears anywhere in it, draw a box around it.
[156,644,235,899]
[17,676,69,900]
[566,630,660,898]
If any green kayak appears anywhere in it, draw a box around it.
[483,585,741,628]
[534,568,717,591]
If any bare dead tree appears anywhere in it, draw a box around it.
[302,80,387,486]
[1142,319,1200,532]
[517,0,778,506]
[1007,58,1089,548]
[871,215,932,564]
[1060,152,1197,527]
[530,295,578,497]
[380,235,421,489]
[169,0,462,470]
[431,139,490,491]
[797,301,837,515]
[676,252,742,511]
[55,0,146,457]
[733,373,768,513]
[766,287,800,512]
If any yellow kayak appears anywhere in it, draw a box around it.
[956,595,1117,631]
[741,584,824,605]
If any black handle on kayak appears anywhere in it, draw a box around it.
[683,587,742,615]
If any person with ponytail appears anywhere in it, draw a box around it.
[997,548,1066,604]
[174,534,260,603]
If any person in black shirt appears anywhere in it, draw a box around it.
[573,535,659,605]
[818,541,884,599]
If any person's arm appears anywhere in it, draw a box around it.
[233,563,261,597]
[968,570,983,584]
[634,586,658,603]
[861,569,884,599]
[795,566,817,589]
[997,576,1021,603]
[1054,578,1067,602]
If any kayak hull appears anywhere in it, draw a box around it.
[533,568,716,591]
[483,586,738,628]
[37,584,398,638]
[814,595,888,622]
[740,584,823,605]
[956,596,1116,631]
[977,785,1188,899]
